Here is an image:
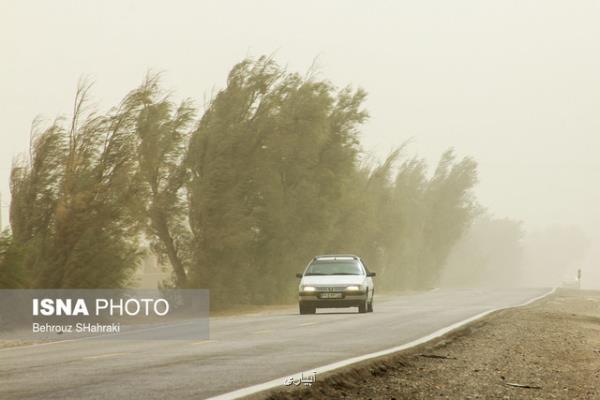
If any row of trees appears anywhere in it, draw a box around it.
[0,57,479,307]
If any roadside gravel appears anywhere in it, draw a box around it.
[263,288,600,400]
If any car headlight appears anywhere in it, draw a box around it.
[302,286,316,292]
[346,285,361,291]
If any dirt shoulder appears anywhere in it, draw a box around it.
[261,288,600,400]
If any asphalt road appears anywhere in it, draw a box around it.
[0,288,549,400]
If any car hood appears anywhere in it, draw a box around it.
[301,275,366,287]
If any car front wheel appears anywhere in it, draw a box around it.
[299,303,316,315]
[358,298,368,313]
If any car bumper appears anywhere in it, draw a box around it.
[299,292,367,308]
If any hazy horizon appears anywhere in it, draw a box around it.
[2,0,598,286]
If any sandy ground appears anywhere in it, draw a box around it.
[263,288,600,400]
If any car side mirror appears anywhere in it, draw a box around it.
[296,273,303,278]
[367,272,376,277]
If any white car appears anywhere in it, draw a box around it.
[296,255,375,314]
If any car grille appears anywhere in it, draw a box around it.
[318,287,345,292]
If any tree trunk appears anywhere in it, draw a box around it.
[152,213,187,287]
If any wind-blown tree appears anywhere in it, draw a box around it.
[127,75,195,287]
[416,150,479,287]
[354,154,430,289]
[384,157,429,289]
[250,78,367,303]
[4,83,142,288]
[337,149,405,276]
[336,149,478,291]
[186,57,367,305]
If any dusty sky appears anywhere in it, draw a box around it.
[1,1,599,275]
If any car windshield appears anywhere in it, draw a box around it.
[305,261,363,276]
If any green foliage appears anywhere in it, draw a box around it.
[0,230,27,288]
[5,83,142,288]
[185,57,478,307]
[2,57,480,306]
[185,57,369,306]
[328,149,479,292]
[126,75,195,287]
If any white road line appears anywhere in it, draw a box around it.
[253,330,273,335]
[205,287,556,400]
[82,352,128,360]
[191,340,216,345]
[298,322,317,327]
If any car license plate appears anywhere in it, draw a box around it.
[319,293,342,299]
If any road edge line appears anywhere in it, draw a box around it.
[205,287,556,400]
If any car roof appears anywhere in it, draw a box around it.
[313,254,360,261]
